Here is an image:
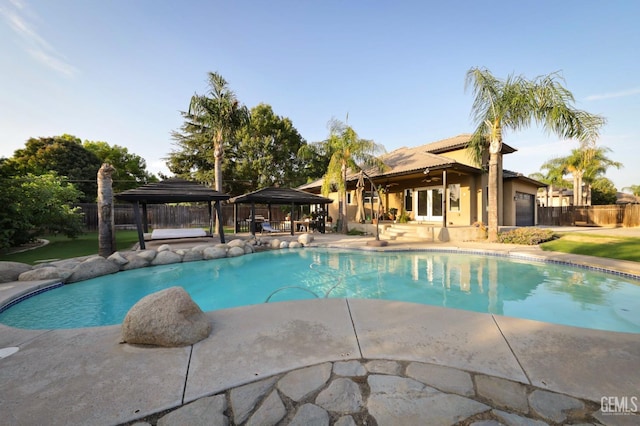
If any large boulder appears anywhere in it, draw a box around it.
[67,257,120,283]
[108,252,129,266]
[121,287,211,347]
[151,250,182,266]
[227,239,246,248]
[203,247,227,260]
[0,262,32,283]
[182,250,204,263]
[227,246,245,257]
[298,234,314,245]
[19,266,73,282]
[121,255,149,271]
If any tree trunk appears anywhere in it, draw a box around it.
[340,162,349,233]
[213,141,224,234]
[97,163,116,257]
[487,151,500,242]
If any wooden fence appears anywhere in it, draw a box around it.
[77,203,294,231]
[537,204,640,227]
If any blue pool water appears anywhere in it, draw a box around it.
[1,249,639,332]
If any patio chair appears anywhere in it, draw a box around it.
[261,221,278,234]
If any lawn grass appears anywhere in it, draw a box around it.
[0,231,140,265]
[540,233,640,262]
[1,227,238,265]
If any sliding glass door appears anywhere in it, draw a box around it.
[414,187,443,221]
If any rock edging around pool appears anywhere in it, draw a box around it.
[0,234,314,285]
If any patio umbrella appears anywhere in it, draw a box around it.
[355,172,366,223]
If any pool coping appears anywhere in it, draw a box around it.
[1,238,639,424]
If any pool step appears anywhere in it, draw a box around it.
[380,224,436,242]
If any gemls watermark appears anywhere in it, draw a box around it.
[601,396,638,415]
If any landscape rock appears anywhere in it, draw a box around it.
[121,255,150,271]
[191,244,214,253]
[157,244,172,252]
[19,266,73,281]
[203,247,227,260]
[151,250,183,265]
[67,257,120,283]
[289,242,302,248]
[136,250,157,261]
[121,286,212,347]
[298,233,314,245]
[182,250,204,262]
[108,252,129,266]
[279,241,289,249]
[269,239,281,249]
[0,261,32,283]
[227,246,245,257]
[243,244,254,254]
[227,239,246,248]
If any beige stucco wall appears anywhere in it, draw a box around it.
[502,180,540,226]
[438,148,479,168]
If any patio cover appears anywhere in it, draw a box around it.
[229,187,333,235]
[115,178,230,249]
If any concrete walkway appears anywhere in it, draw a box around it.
[1,228,639,425]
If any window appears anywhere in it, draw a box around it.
[449,184,460,212]
[404,189,413,212]
[363,190,379,205]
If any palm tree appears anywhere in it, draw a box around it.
[321,118,385,233]
[530,158,571,207]
[563,146,622,205]
[188,72,249,194]
[623,184,640,197]
[465,68,606,241]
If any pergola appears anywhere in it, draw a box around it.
[115,178,230,249]
[229,187,333,236]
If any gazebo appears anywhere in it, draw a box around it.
[115,178,230,249]
[229,187,333,236]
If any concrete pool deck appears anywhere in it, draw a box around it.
[1,230,639,425]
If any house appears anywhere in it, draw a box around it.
[299,134,545,235]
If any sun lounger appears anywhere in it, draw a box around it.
[261,222,279,234]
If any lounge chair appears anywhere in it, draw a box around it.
[261,222,278,234]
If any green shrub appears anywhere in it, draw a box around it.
[347,229,366,236]
[498,227,555,245]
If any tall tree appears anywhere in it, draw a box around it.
[465,68,606,241]
[532,157,573,206]
[232,103,308,194]
[186,71,249,193]
[321,118,385,233]
[563,146,621,205]
[3,135,102,202]
[590,177,618,205]
[83,141,157,192]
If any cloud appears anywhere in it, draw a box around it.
[0,0,78,77]
[585,87,640,101]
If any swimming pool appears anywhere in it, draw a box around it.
[1,249,639,333]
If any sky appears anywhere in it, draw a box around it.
[1,0,639,190]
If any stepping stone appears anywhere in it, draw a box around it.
[315,378,363,413]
